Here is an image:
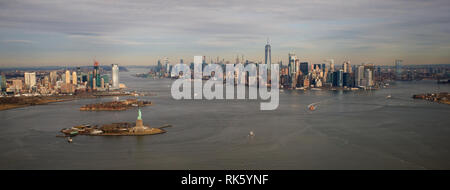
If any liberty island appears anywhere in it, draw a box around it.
[59,109,171,137]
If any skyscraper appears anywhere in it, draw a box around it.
[112,64,119,89]
[93,60,101,88]
[300,62,309,75]
[50,71,57,86]
[0,74,5,92]
[288,53,297,75]
[343,61,351,73]
[265,39,271,70]
[164,57,170,75]
[365,68,373,87]
[395,59,402,79]
[24,72,36,89]
[72,71,77,85]
[356,65,365,86]
[65,70,71,84]
[157,59,162,73]
[324,59,335,72]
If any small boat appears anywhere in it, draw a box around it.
[90,129,103,135]
[308,104,316,111]
[69,131,79,137]
[67,137,73,143]
[249,131,255,137]
[386,95,391,99]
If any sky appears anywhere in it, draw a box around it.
[0,0,449,67]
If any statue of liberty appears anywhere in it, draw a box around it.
[137,109,142,120]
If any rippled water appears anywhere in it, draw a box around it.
[1,68,449,169]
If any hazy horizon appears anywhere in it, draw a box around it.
[0,0,449,67]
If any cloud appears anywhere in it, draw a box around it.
[2,39,35,44]
[0,0,449,65]
[68,34,146,46]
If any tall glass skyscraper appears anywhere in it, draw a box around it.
[112,64,119,89]
[288,53,296,75]
[265,39,271,69]
[300,62,309,75]
[395,59,402,79]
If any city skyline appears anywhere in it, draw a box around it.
[0,0,449,67]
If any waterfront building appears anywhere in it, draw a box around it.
[332,70,343,87]
[76,67,81,82]
[288,53,296,75]
[65,70,71,84]
[112,64,119,89]
[315,78,322,87]
[81,74,88,83]
[72,71,77,85]
[43,76,49,87]
[343,73,352,87]
[93,60,101,88]
[324,59,335,72]
[300,62,309,75]
[313,64,321,71]
[303,77,310,88]
[24,72,36,89]
[50,71,57,86]
[60,83,75,94]
[157,59,162,73]
[365,68,373,87]
[356,65,365,86]
[343,61,351,73]
[0,74,5,92]
[12,79,23,92]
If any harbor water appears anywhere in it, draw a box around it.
[1,68,449,169]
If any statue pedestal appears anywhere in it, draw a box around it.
[131,119,147,133]
[136,119,144,127]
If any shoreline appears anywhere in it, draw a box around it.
[0,92,134,111]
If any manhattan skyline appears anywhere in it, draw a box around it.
[0,0,449,66]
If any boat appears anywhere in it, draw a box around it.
[311,88,322,91]
[308,105,316,111]
[69,131,79,136]
[67,137,73,143]
[386,95,392,99]
[249,131,255,137]
[90,129,103,135]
